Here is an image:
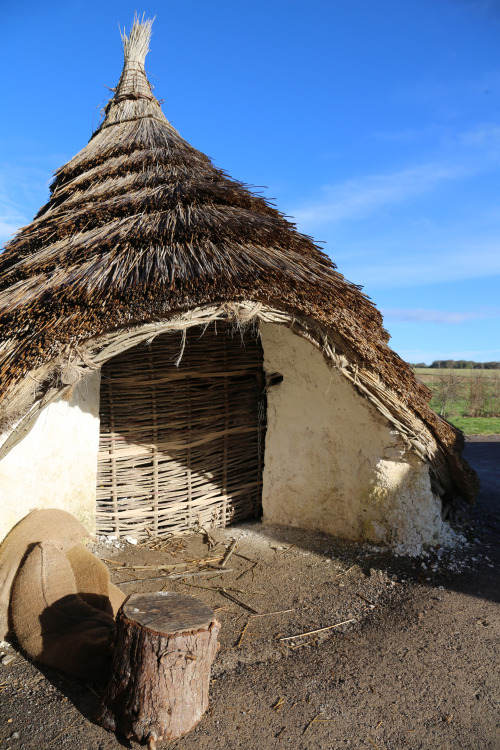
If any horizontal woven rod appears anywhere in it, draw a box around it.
[103,368,262,386]
[96,496,257,521]
[96,474,261,497]
[97,416,258,437]
[97,483,262,515]
[97,445,259,468]
[97,426,258,458]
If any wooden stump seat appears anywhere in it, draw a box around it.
[97,592,220,747]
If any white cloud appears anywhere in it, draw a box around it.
[459,123,500,147]
[292,163,469,228]
[353,242,500,288]
[291,122,500,233]
[0,161,53,246]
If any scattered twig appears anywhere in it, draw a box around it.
[236,562,257,581]
[276,727,286,739]
[48,718,80,744]
[237,620,250,647]
[117,570,235,584]
[303,712,324,734]
[356,592,377,606]
[280,544,296,554]
[273,696,286,711]
[221,540,238,567]
[85,683,102,698]
[335,564,356,578]
[367,736,381,750]
[279,618,356,641]
[219,589,259,614]
[111,562,188,572]
[109,556,225,573]
[234,552,259,564]
[250,609,294,618]
[180,582,247,594]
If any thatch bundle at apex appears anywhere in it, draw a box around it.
[0,18,477,549]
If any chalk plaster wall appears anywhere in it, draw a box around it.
[259,323,443,548]
[0,371,101,541]
[0,323,444,548]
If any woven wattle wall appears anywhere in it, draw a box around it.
[96,324,266,538]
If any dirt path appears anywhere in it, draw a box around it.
[1,437,498,749]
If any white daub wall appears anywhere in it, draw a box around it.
[0,324,444,548]
[0,371,101,541]
[259,323,444,549]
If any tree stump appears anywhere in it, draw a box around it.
[96,592,220,747]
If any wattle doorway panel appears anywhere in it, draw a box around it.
[96,324,265,538]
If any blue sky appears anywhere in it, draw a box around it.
[2,0,499,364]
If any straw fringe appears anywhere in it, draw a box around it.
[120,15,154,66]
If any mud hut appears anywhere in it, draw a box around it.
[0,19,477,548]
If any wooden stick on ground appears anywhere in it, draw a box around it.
[221,540,238,567]
[279,618,356,641]
[219,589,259,614]
[250,609,294,618]
[118,569,234,584]
[303,712,324,734]
[237,619,250,647]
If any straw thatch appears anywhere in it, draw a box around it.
[0,18,477,505]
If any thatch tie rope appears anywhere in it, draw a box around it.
[113,92,160,106]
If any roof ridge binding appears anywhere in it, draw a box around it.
[100,15,167,131]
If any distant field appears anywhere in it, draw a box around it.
[450,417,500,434]
[414,367,499,380]
[412,367,500,435]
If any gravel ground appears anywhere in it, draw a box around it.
[0,435,498,749]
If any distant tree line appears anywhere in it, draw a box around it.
[411,360,500,370]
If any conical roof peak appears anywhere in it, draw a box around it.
[100,16,168,130]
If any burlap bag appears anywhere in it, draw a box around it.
[0,509,90,640]
[65,543,125,616]
[11,541,116,683]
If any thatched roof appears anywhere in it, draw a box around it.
[0,19,477,504]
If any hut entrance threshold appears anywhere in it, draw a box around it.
[96,324,266,539]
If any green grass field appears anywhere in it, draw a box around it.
[412,368,500,435]
[448,417,500,434]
